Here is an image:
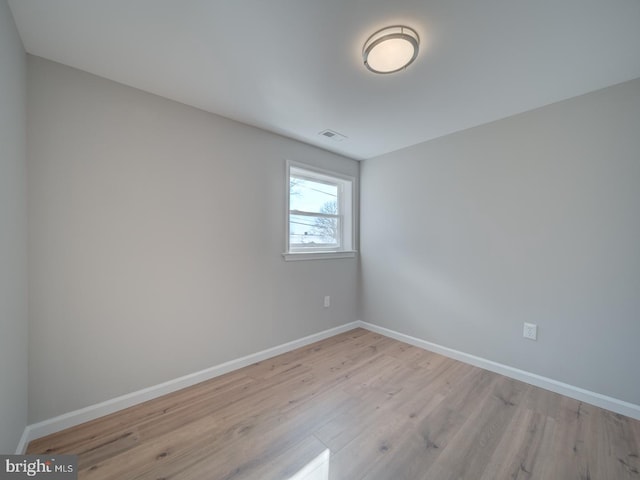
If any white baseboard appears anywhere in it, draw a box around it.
[16,321,360,453]
[356,320,640,421]
[18,319,639,453]
[15,427,31,455]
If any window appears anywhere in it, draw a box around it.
[284,161,356,261]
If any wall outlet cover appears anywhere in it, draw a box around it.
[523,322,537,340]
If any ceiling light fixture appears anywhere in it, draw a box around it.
[363,25,420,74]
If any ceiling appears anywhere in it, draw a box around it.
[8,0,640,160]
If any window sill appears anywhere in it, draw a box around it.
[282,251,357,262]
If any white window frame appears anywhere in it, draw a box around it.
[283,161,356,261]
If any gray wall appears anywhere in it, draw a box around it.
[27,56,359,423]
[0,0,28,453]
[361,78,640,405]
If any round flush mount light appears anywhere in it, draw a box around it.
[363,25,420,74]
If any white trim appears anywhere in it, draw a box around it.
[15,427,32,455]
[356,321,640,420]
[287,161,355,184]
[283,251,357,261]
[17,319,639,453]
[16,322,360,453]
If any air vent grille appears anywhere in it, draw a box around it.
[318,129,347,142]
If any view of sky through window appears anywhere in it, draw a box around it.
[290,177,339,247]
[290,178,337,213]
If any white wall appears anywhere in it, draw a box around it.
[27,56,359,423]
[0,0,28,453]
[361,78,640,405]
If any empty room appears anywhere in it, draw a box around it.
[1,1,639,479]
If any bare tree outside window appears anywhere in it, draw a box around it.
[290,178,303,197]
[313,200,338,242]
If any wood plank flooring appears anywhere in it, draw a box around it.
[27,328,640,479]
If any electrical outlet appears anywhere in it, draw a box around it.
[323,296,331,308]
[523,322,537,340]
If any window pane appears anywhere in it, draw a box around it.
[290,177,338,214]
[286,163,354,257]
[289,214,340,248]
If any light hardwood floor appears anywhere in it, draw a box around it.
[28,328,640,479]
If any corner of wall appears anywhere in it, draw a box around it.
[0,0,29,455]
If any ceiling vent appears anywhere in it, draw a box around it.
[319,129,347,142]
